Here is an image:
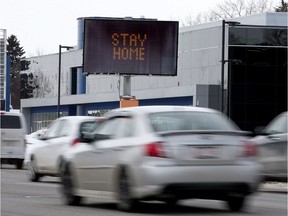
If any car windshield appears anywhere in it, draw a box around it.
[148,111,238,132]
[265,114,288,134]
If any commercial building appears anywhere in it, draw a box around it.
[20,12,287,133]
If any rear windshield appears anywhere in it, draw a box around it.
[148,111,238,132]
[0,115,21,129]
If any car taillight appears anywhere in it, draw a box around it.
[71,139,80,146]
[243,141,257,156]
[145,142,167,158]
[96,118,105,123]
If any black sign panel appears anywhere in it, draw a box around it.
[83,18,178,76]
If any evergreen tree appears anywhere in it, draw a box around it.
[7,35,25,70]
[7,35,25,109]
[275,0,288,12]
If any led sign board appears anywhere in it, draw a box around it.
[83,18,179,76]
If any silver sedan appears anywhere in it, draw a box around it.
[60,106,262,212]
[250,111,287,180]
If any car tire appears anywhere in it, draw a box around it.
[27,159,41,182]
[61,164,81,206]
[16,160,23,169]
[117,170,138,212]
[226,196,245,212]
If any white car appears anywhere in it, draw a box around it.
[24,129,47,166]
[250,111,287,180]
[27,116,104,182]
[1,111,27,169]
[60,106,262,212]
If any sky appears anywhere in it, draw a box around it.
[1,0,226,57]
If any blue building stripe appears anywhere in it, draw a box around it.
[6,56,10,111]
[139,96,193,106]
[30,96,193,116]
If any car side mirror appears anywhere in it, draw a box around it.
[38,133,47,140]
[79,132,111,143]
[254,126,266,135]
[93,133,111,141]
[79,132,94,143]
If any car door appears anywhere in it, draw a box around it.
[36,119,69,173]
[74,115,136,192]
[259,114,287,177]
[96,115,136,192]
[73,117,120,191]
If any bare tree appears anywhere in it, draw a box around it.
[275,0,288,12]
[181,0,275,26]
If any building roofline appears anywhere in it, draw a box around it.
[180,12,287,33]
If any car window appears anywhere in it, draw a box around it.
[96,118,119,138]
[265,114,288,134]
[45,119,66,139]
[59,120,70,137]
[80,121,99,133]
[0,116,21,129]
[148,111,238,132]
[95,116,134,139]
[114,117,135,138]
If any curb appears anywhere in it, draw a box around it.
[259,182,287,193]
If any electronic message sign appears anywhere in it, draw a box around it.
[83,18,178,76]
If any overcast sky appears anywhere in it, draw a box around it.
[1,0,229,56]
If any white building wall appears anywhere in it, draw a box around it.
[23,24,223,109]
[230,12,288,26]
[23,49,81,98]
[122,25,223,103]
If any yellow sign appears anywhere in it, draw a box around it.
[112,33,147,61]
[120,98,139,108]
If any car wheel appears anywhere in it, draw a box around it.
[16,160,23,169]
[117,170,138,212]
[226,196,246,212]
[61,164,81,206]
[27,159,41,182]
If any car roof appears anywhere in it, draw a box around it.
[50,116,102,124]
[57,116,100,120]
[107,105,219,116]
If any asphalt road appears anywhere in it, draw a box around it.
[1,165,287,216]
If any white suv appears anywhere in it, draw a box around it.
[1,111,27,169]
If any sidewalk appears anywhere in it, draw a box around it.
[259,181,287,193]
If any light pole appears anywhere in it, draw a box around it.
[221,20,240,114]
[223,59,242,117]
[57,45,73,118]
